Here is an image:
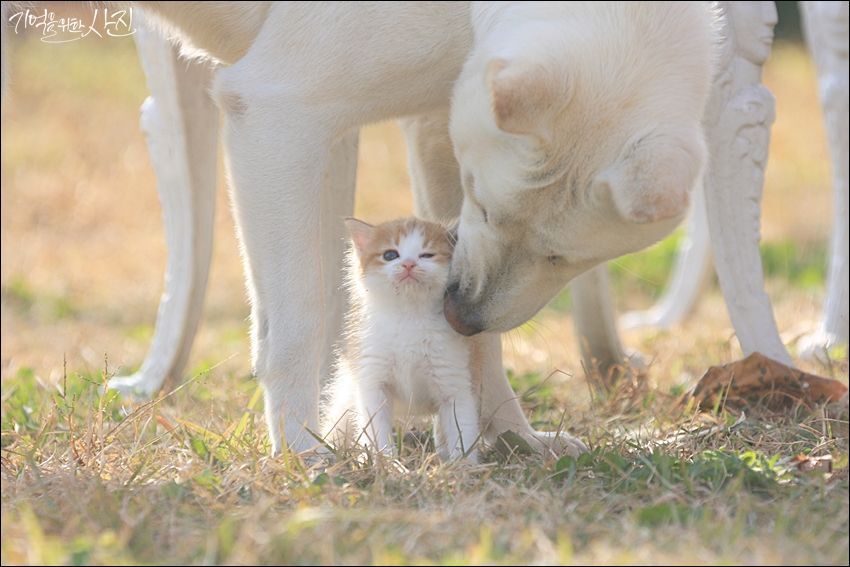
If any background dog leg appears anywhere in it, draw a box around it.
[400,110,463,222]
[620,181,712,332]
[570,266,633,389]
[108,19,218,398]
[797,1,849,362]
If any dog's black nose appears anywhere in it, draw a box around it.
[444,283,483,336]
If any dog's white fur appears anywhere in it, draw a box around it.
[131,1,717,455]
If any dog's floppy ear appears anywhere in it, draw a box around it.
[595,131,704,224]
[344,217,375,253]
[486,58,571,136]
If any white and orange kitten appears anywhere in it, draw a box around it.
[322,217,479,462]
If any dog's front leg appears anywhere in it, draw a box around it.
[402,111,586,458]
[212,71,354,456]
[470,335,586,458]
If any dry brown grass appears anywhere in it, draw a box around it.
[1,7,848,565]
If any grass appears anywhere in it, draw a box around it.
[2,366,847,564]
[2,6,849,566]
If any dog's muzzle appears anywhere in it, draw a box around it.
[444,282,484,336]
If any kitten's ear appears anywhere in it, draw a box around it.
[344,218,375,253]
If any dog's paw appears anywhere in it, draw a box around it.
[106,372,160,400]
[797,329,842,364]
[524,430,588,458]
[492,429,587,460]
[298,446,336,470]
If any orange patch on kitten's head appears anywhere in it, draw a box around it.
[344,217,454,273]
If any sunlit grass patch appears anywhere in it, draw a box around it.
[2,357,846,564]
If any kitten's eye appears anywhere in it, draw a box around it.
[419,253,435,259]
[547,255,563,265]
[382,250,399,261]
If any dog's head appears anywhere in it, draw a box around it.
[444,3,717,335]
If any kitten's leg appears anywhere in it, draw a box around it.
[357,385,395,457]
[436,388,480,463]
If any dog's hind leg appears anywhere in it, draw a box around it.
[400,109,463,224]
[570,267,648,389]
[620,183,712,332]
[108,23,218,399]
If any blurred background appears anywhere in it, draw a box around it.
[1,2,842,412]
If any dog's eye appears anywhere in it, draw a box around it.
[547,255,563,265]
[382,250,399,261]
[419,253,435,259]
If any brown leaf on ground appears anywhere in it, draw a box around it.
[791,454,833,473]
[692,352,848,411]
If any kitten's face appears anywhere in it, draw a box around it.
[346,217,453,303]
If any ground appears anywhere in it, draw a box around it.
[1,7,848,566]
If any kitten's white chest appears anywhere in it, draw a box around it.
[365,311,467,415]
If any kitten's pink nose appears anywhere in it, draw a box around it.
[401,260,417,271]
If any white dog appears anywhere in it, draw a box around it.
[31,2,719,456]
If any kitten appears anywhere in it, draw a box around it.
[322,217,479,463]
